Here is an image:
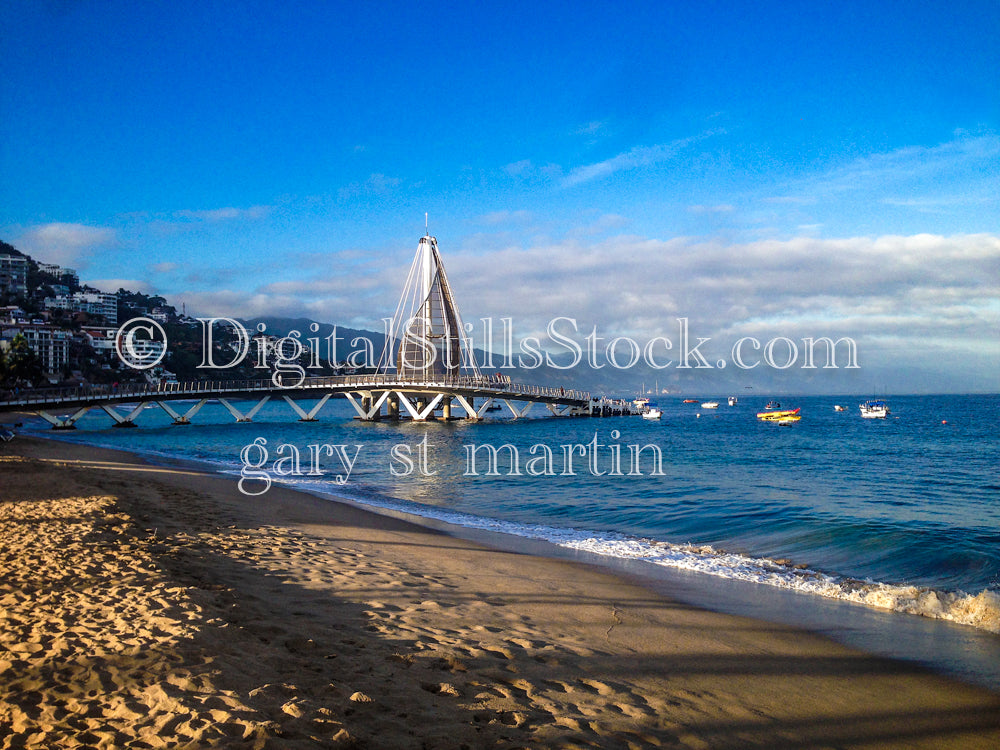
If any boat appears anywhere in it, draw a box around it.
[775,415,801,425]
[765,400,781,409]
[701,401,719,409]
[757,407,801,421]
[642,408,662,420]
[834,405,846,412]
[859,399,890,419]
[682,399,697,403]
[728,396,737,406]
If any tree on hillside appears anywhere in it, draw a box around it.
[0,334,45,390]
[0,240,23,257]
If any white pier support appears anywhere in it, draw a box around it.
[282,393,332,422]
[157,398,208,425]
[218,396,271,423]
[345,391,391,421]
[502,399,533,419]
[101,403,146,428]
[37,407,92,430]
[396,392,444,421]
[452,394,489,420]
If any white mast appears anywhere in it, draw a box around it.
[377,226,482,379]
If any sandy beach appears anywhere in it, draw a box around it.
[1,435,999,748]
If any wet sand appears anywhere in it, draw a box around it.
[2,435,999,748]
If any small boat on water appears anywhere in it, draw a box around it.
[859,399,890,419]
[642,408,662,420]
[766,400,781,409]
[701,401,719,409]
[757,407,801,421]
[682,399,697,403]
[728,396,737,406]
[775,415,801,425]
[834,405,846,412]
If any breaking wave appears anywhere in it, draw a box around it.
[301,478,1000,635]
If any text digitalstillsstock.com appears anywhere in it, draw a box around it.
[237,431,664,495]
[117,316,860,384]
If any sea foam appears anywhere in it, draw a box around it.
[296,477,1000,635]
[558,535,1000,634]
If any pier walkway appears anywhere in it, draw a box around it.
[0,374,639,429]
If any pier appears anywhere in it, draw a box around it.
[0,233,641,429]
[0,374,638,429]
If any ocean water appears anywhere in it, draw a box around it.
[32,393,1000,680]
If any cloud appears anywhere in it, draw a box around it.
[688,204,734,214]
[437,233,1000,368]
[502,159,533,178]
[788,133,1000,203]
[763,196,817,205]
[173,206,271,222]
[571,214,630,236]
[574,121,606,136]
[179,287,382,329]
[17,223,115,267]
[168,229,998,391]
[150,262,179,274]
[562,130,721,188]
[480,210,533,225]
[337,173,402,199]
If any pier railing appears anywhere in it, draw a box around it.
[0,373,592,409]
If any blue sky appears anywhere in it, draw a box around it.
[2,1,998,392]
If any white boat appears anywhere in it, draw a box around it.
[728,396,737,406]
[859,399,890,418]
[701,401,719,409]
[834,405,846,412]
[642,408,662,420]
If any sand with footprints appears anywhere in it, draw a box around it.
[2,436,1000,748]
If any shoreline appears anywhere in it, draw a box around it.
[3,435,1000,747]
[28,418,1000,692]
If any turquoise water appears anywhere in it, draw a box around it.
[34,393,1000,640]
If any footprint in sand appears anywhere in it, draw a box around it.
[472,625,503,634]
[579,678,615,696]
[479,645,515,660]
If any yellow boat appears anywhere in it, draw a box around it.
[774,415,801,424]
[757,407,801,420]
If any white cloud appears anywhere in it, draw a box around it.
[17,223,115,266]
[572,214,630,236]
[166,230,999,390]
[574,121,606,136]
[439,233,1000,354]
[173,206,271,222]
[502,159,533,177]
[763,196,817,205]
[337,173,402,199]
[481,210,533,225]
[688,204,734,214]
[789,133,1000,202]
[562,130,721,187]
